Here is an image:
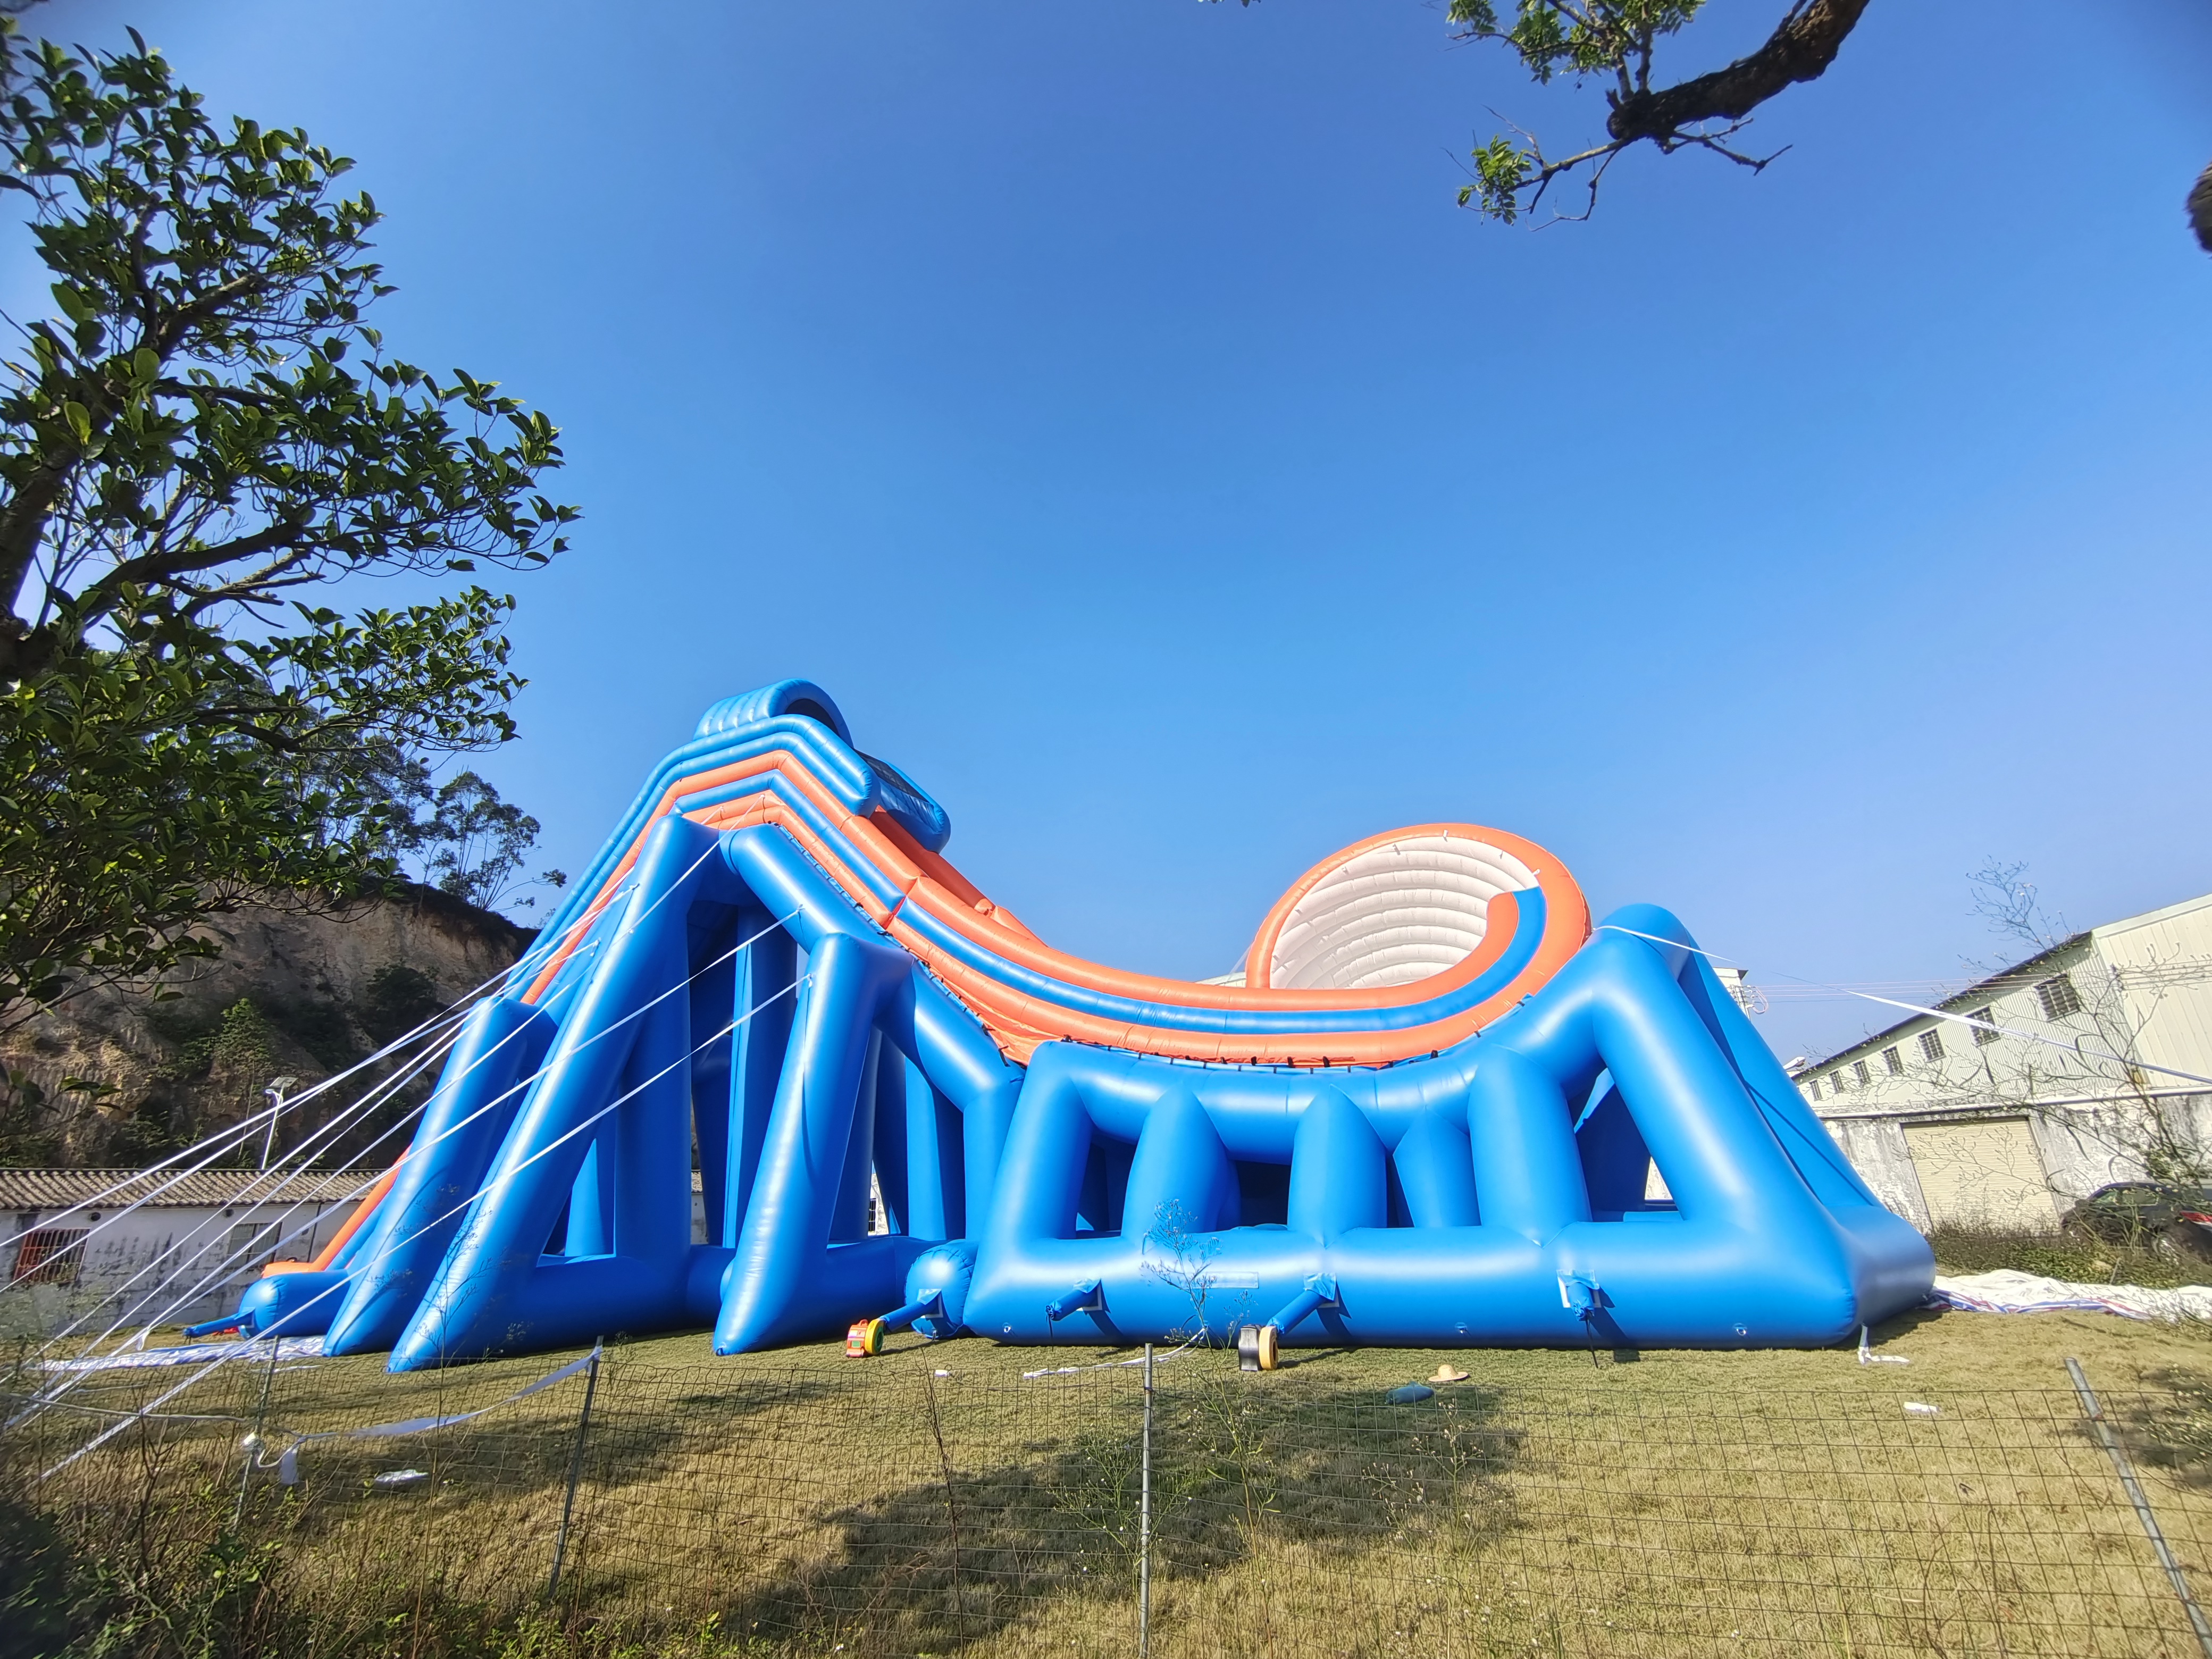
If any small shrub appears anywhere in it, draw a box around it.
[1927,1224,2212,1289]
[261,996,358,1071]
[0,1488,75,1659]
[152,1000,273,1088]
[359,965,442,1048]
[208,1000,276,1082]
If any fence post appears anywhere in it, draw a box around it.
[2068,1355,2212,1658]
[1139,1340,1153,1659]
[922,1362,965,1635]
[547,1342,603,1599]
[233,1337,281,1528]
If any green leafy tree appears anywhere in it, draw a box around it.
[1448,3,2210,247]
[402,769,567,914]
[1219,3,2211,248]
[0,28,576,1029]
[1445,0,1871,222]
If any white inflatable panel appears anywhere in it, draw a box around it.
[1270,834,1537,992]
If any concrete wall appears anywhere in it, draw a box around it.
[1822,1116,1931,1229]
[1815,1092,2212,1235]
[6,1193,363,1333]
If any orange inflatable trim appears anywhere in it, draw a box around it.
[259,1154,405,1279]
[520,744,1590,1068]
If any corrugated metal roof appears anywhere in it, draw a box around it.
[1801,931,2094,1072]
[0,1167,386,1211]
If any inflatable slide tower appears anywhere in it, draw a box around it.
[218,681,1934,1366]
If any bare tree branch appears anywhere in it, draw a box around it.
[1606,0,1872,147]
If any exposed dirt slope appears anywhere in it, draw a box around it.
[0,885,533,1167]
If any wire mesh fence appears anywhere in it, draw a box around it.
[12,1342,2212,1657]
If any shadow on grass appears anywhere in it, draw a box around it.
[273,1368,854,1532]
[1868,1305,1948,1343]
[556,1370,1527,1657]
[2103,1368,2212,1493]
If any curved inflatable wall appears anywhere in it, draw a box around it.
[220,681,1933,1365]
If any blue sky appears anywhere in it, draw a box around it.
[22,1,2212,1063]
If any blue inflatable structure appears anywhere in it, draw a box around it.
[212,681,1933,1365]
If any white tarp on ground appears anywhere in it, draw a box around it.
[1934,1269,2212,1322]
[41,1335,326,1372]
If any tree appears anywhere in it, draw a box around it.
[1445,0,1870,223]
[1447,3,2212,250]
[306,743,562,914]
[0,29,576,1029]
[1217,2,2212,248]
[399,769,567,915]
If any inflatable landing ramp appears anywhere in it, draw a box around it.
[217,681,1933,1367]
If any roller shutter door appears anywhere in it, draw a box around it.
[1902,1117,2056,1230]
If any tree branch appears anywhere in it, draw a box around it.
[1606,0,1872,147]
[143,269,273,359]
[74,515,311,619]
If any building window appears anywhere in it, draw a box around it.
[1882,1045,1904,1075]
[225,1221,276,1270]
[12,1228,88,1286]
[1806,1077,1822,1101]
[1830,1071,1847,1094]
[1853,1059,1872,1086]
[1919,1028,1946,1062]
[2037,974,2082,1020]
[1970,1008,2000,1045]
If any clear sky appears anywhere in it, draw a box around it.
[20,1,2212,1064]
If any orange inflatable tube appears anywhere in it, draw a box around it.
[516,737,1589,1068]
[261,1154,405,1278]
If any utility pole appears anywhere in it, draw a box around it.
[259,1077,298,1171]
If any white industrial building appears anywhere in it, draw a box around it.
[1,1166,379,1333]
[1792,892,2212,1233]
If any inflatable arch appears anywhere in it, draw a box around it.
[215,681,1933,1366]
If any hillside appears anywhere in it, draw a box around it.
[0,885,534,1169]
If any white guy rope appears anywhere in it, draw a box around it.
[37,1342,605,1485]
[0,880,633,1261]
[39,1348,250,1477]
[4,843,728,1302]
[30,974,810,1464]
[1023,1331,1203,1380]
[103,904,795,1350]
[1594,923,2212,1092]
[41,1021,469,1360]
[64,903,801,1365]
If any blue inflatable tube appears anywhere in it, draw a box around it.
[198,681,1931,1368]
[961,917,1920,1348]
[323,995,557,1355]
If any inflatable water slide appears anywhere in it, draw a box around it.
[219,681,1933,1367]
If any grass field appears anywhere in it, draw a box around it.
[13,1293,2212,1658]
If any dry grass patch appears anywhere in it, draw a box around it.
[11,1306,2212,1655]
